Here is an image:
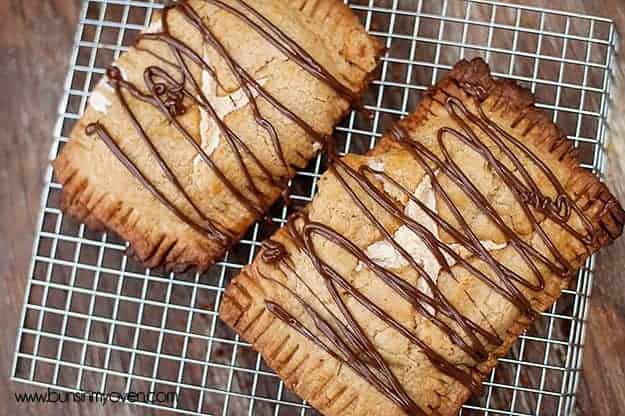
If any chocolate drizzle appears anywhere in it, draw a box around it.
[85,0,354,249]
[202,0,359,103]
[261,88,598,414]
[260,239,287,264]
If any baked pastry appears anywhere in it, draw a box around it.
[219,58,624,415]
[53,0,382,271]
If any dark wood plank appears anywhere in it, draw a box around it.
[0,1,154,416]
[567,0,625,412]
[506,3,625,415]
[0,1,623,416]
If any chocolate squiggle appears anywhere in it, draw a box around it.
[261,91,597,414]
[85,0,354,250]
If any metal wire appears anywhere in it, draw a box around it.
[11,0,617,415]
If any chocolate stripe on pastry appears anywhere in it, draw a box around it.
[54,0,382,271]
[220,58,624,416]
[91,1,348,239]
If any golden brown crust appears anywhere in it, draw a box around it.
[219,58,624,415]
[221,263,394,416]
[417,58,624,249]
[54,0,381,272]
[287,0,383,73]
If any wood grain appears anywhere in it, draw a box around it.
[0,2,140,416]
[0,1,623,415]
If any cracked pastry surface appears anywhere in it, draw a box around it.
[219,58,624,416]
[53,0,382,271]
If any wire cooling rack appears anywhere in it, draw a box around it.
[11,0,618,415]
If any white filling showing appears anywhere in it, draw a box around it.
[91,67,125,113]
[143,20,162,34]
[89,90,111,113]
[360,167,507,314]
[195,51,268,167]
[367,159,385,172]
[99,78,114,92]
[117,65,128,80]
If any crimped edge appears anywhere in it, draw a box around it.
[220,253,379,416]
[397,57,624,412]
[54,146,225,272]
[399,57,624,250]
[53,0,382,272]
[219,58,624,416]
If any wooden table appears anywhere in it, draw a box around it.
[1,1,623,415]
